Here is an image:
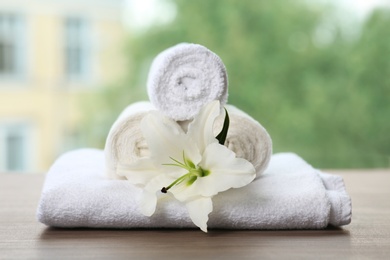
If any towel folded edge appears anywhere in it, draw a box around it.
[318,171,352,226]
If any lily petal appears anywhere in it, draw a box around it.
[117,158,161,187]
[140,190,158,216]
[139,174,177,216]
[187,100,221,153]
[172,143,255,201]
[198,142,256,196]
[186,197,213,233]
[141,111,201,167]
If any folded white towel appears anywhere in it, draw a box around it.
[104,102,272,179]
[147,43,228,121]
[37,149,351,229]
[104,102,155,179]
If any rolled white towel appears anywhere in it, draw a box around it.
[214,105,272,175]
[104,102,272,178]
[104,101,155,179]
[147,43,228,121]
[105,102,271,179]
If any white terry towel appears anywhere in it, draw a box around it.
[104,103,272,179]
[104,101,155,179]
[37,149,352,229]
[147,43,228,121]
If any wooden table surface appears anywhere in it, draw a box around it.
[1,169,389,259]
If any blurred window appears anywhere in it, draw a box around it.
[0,122,30,172]
[64,17,90,80]
[0,13,24,77]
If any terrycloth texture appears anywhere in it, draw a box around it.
[37,149,352,229]
[104,102,155,179]
[104,103,272,179]
[215,104,272,175]
[147,43,228,121]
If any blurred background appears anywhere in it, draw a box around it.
[0,0,389,173]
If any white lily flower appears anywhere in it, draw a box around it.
[117,100,256,232]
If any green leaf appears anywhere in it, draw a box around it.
[216,108,230,145]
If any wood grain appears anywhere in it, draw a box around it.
[1,170,389,259]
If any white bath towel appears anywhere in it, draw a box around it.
[104,101,155,179]
[104,103,272,179]
[37,149,352,229]
[147,43,228,121]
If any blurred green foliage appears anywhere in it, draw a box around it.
[85,0,390,168]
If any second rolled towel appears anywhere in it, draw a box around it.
[104,101,155,179]
[214,105,272,175]
[105,102,272,179]
[147,43,228,121]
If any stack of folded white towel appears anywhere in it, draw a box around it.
[37,43,352,230]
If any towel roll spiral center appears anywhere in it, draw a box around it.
[174,69,205,101]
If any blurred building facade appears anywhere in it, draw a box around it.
[0,0,125,172]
